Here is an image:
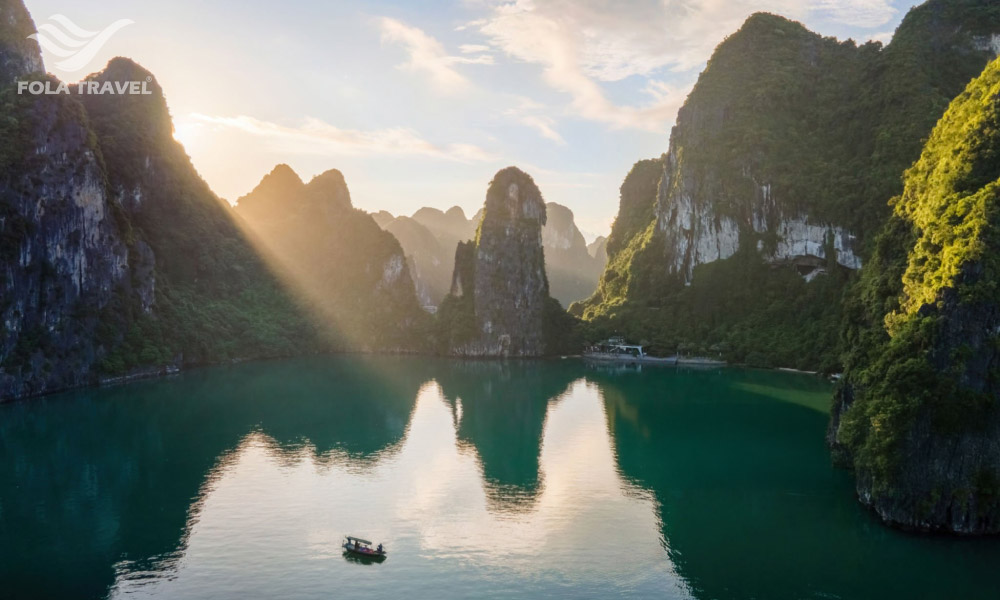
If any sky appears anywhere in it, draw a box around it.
[24,0,922,240]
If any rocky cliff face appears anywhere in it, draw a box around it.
[235,165,427,349]
[0,84,132,398]
[0,5,131,398]
[379,201,603,308]
[0,0,41,83]
[375,206,476,306]
[382,215,450,306]
[542,202,604,306]
[438,167,559,357]
[578,2,1000,371]
[587,236,607,263]
[654,151,861,284]
[0,1,316,400]
[829,56,1000,534]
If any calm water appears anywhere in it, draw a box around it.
[2,357,999,599]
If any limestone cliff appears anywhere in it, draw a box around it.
[382,215,450,306]
[0,1,315,400]
[378,202,603,308]
[829,56,1000,534]
[0,0,41,83]
[587,236,607,264]
[578,2,1000,370]
[0,78,132,398]
[0,5,137,398]
[541,202,604,306]
[437,167,572,356]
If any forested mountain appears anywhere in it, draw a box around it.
[576,1,1000,371]
[830,55,1000,533]
[0,0,423,399]
[0,0,320,399]
[235,165,428,350]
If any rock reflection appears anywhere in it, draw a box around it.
[433,360,579,513]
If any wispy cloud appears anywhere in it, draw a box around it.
[186,113,494,163]
[504,97,565,144]
[379,17,494,94]
[470,0,896,132]
[454,18,487,32]
[459,43,491,53]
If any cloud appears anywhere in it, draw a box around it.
[186,113,494,163]
[503,97,565,144]
[459,43,491,53]
[517,114,564,144]
[454,18,487,32]
[379,17,493,94]
[472,0,896,131]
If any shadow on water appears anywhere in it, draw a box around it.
[433,359,581,513]
[0,355,429,599]
[587,365,1000,600]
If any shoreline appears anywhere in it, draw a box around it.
[582,352,727,367]
[1,349,827,405]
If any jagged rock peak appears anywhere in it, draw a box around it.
[587,236,608,260]
[77,57,173,144]
[0,0,43,82]
[444,206,467,221]
[90,57,157,84]
[305,169,352,208]
[236,164,305,217]
[481,166,546,227]
[259,164,304,192]
[82,57,167,104]
[439,166,555,357]
[371,210,395,227]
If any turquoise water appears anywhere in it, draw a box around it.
[1,356,998,599]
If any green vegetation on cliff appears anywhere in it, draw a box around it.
[79,60,320,373]
[579,1,1000,372]
[832,56,1000,531]
[436,168,581,356]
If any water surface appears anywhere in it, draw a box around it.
[1,356,998,599]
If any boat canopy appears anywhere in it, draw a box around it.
[346,536,373,545]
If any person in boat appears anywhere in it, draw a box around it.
[377,543,383,553]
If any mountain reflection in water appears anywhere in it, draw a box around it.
[1,356,999,599]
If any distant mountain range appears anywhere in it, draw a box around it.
[374,202,605,308]
[234,164,427,349]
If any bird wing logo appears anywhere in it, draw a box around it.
[28,15,134,73]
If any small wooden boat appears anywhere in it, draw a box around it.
[343,535,387,561]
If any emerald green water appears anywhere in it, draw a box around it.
[1,356,998,599]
